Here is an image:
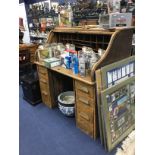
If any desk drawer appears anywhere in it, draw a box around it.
[75,81,95,99]
[38,66,48,77]
[76,93,94,108]
[77,113,94,137]
[39,81,49,92]
[39,79,51,108]
[39,74,48,84]
[77,103,94,123]
[41,90,51,108]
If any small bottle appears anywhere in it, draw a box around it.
[67,3,73,27]
[64,56,71,69]
[79,56,86,77]
[113,0,121,13]
[98,48,105,57]
[72,55,79,74]
[89,54,98,68]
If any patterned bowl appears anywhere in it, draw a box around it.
[58,91,75,117]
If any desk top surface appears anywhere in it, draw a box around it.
[35,61,95,85]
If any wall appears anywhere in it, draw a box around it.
[19,3,30,43]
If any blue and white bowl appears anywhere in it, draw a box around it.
[58,91,75,117]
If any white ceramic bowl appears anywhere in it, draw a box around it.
[58,91,75,117]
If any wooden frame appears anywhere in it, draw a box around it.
[101,77,135,151]
[100,56,135,90]
[96,56,135,151]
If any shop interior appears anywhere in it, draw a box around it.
[19,0,135,155]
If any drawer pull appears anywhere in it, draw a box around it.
[78,87,89,94]
[39,71,47,75]
[79,98,90,105]
[40,79,47,84]
[79,113,90,121]
[42,91,48,96]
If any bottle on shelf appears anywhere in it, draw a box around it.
[79,55,86,77]
[68,3,73,27]
[113,0,121,13]
[72,55,79,74]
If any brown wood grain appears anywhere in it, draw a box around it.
[19,43,39,63]
[91,28,134,80]
[50,66,95,85]
[37,65,56,108]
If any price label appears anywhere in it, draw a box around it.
[122,66,126,77]
[117,68,122,79]
[107,71,113,84]
[112,70,117,81]
[126,64,130,75]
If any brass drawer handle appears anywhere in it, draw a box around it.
[40,79,47,84]
[79,113,90,121]
[78,87,89,94]
[79,98,90,105]
[42,91,48,96]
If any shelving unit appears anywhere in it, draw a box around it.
[24,1,58,44]
[53,32,112,52]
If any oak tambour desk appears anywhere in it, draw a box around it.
[35,27,134,139]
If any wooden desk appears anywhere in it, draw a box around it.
[19,43,39,63]
[35,61,94,85]
[35,61,97,139]
[35,27,134,140]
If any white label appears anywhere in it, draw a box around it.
[122,66,126,77]
[107,72,113,84]
[109,105,112,112]
[130,63,134,73]
[126,64,130,75]
[117,68,122,79]
[112,70,117,81]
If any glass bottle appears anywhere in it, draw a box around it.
[67,3,73,27]
[72,55,79,74]
[79,55,86,77]
[113,0,121,13]
[89,53,98,68]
